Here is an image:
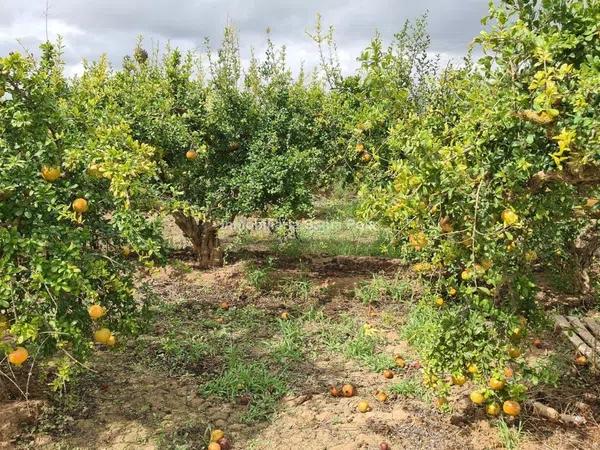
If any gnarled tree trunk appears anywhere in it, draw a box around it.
[570,223,600,296]
[173,212,223,268]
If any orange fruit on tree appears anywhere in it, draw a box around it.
[489,378,505,391]
[88,304,106,320]
[357,400,370,413]
[469,391,485,405]
[508,346,521,358]
[185,150,198,160]
[342,384,356,397]
[501,209,519,226]
[87,164,103,178]
[280,311,289,320]
[486,402,501,416]
[210,429,225,442]
[434,297,444,307]
[467,363,478,374]
[356,143,365,152]
[383,369,394,379]
[41,166,61,182]
[503,400,521,416]
[72,198,89,213]
[448,287,457,296]
[8,347,29,366]
[94,328,112,345]
[451,374,466,386]
[461,269,472,281]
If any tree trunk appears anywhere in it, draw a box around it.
[570,223,600,295]
[172,212,223,268]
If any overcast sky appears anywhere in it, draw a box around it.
[1,0,489,76]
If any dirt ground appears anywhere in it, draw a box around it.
[3,228,600,450]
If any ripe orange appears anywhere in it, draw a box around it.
[461,269,472,281]
[41,166,61,182]
[503,400,521,416]
[501,209,519,226]
[489,378,505,391]
[280,311,289,320]
[575,355,588,366]
[357,400,370,413]
[525,250,538,262]
[72,198,89,213]
[434,297,444,307]
[448,287,457,296]
[94,328,112,345]
[8,347,29,366]
[467,363,478,374]
[106,335,117,347]
[469,391,485,405]
[210,429,225,442]
[436,397,448,408]
[486,402,501,416]
[87,164,103,178]
[383,369,394,379]
[374,391,388,402]
[186,150,198,160]
[451,374,466,386]
[207,443,221,450]
[395,356,406,368]
[88,304,106,320]
[342,384,356,397]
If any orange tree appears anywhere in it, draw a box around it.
[0,44,162,390]
[351,0,599,406]
[109,31,342,267]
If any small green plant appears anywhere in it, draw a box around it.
[354,274,411,304]
[389,376,431,401]
[319,315,394,371]
[268,318,306,363]
[280,277,313,301]
[245,259,274,291]
[200,348,287,423]
[496,418,523,450]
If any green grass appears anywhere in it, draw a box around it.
[274,219,402,258]
[496,418,523,450]
[268,317,307,363]
[388,375,431,401]
[354,274,412,305]
[318,314,395,371]
[244,259,275,291]
[200,348,288,423]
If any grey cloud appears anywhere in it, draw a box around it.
[1,0,491,73]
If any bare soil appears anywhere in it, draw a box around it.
[3,241,600,449]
